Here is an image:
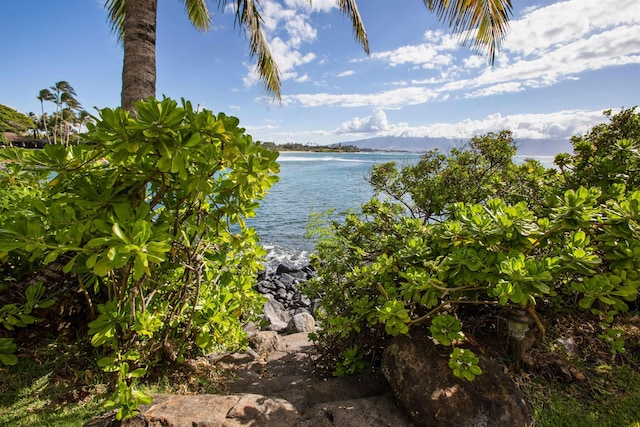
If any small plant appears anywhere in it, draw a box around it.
[100,351,153,420]
[429,314,464,346]
[448,347,482,381]
[0,283,55,332]
[0,282,55,366]
[333,345,367,377]
[0,337,17,366]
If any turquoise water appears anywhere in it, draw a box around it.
[248,151,556,265]
[247,152,421,262]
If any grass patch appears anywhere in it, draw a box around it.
[523,311,640,427]
[0,337,232,426]
[0,340,107,427]
[527,364,640,427]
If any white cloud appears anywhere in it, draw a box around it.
[468,24,640,91]
[284,0,335,13]
[336,70,355,78]
[254,108,614,146]
[282,86,443,108]
[370,30,456,69]
[464,82,524,99]
[387,80,409,86]
[463,55,485,69]
[245,123,279,132]
[239,0,323,88]
[336,108,390,134]
[504,0,640,57]
[332,109,610,140]
[243,34,317,87]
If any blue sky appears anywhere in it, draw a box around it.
[1,0,639,149]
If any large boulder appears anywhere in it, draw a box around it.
[286,311,316,334]
[248,330,281,353]
[262,295,292,332]
[382,327,532,427]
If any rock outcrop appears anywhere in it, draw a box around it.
[382,327,532,427]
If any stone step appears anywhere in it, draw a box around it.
[225,372,392,410]
[218,331,411,425]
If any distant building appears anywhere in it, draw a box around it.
[2,132,47,148]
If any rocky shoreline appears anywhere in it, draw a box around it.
[255,261,318,334]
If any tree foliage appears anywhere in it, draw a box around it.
[304,107,640,378]
[0,97,279,418]
[367,130,558,222]
[36,81,91,146]
[0,104,35,143]
[556,107,640,201]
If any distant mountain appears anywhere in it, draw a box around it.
[341,136,573,157]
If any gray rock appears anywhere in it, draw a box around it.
[288,270,308,281]
[301,265,316,277]
[273,278,287,289]
[263,295,292,332]
[276,262,299,275]
[258,279,277,291]
[255,283,271,295]
[301,296,312,307]
[276,288,288,301]
[286,312,316,334]
[382,327,532,427]
[278,273,296,289]
[292,291,312,308]
[248,330,281,354]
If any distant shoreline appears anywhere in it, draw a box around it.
[270,147,412,154]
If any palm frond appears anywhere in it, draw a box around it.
[225,0,281,100]
[183,0,211,31]
[336,0,369,54]
[54,81,77,96]
[61,92,82,110]
[104,0,126,44]
[425,0,512,63]
[37,89,54,102]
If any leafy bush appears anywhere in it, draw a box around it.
[0,104,36,141]
[304,108,640,378]
[0,97,279,418]
[367,130,559,221]
[557,107,640,200]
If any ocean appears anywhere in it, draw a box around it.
[248,151,557,268]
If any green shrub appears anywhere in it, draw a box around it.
[304,108,640,378]
[0,97,279,418]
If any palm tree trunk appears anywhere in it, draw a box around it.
[122,0,158,112]
[39,104,51,144]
